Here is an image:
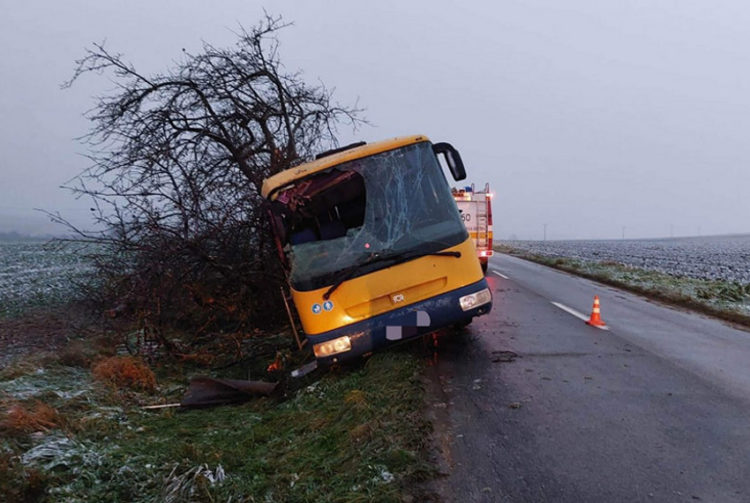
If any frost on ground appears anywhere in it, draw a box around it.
[0,240,94,317]
[22,433,106,473]
[508,234,750,284]
[0,338,429,502]
[163,463,226,503]
[0,366,90,400]
[503,234,750,317]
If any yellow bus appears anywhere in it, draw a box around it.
[262,135,492,365]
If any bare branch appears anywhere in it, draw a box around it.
[58,15,365,344]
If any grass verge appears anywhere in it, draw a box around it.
[0,338,433,502]
[497,244,750,328]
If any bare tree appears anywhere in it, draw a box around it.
[57,15,363,351]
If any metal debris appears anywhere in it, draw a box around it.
[491,350,518,363]
[179,376,277,408]
[290,360,318,378]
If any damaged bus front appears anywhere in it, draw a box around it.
[262,135,492,365]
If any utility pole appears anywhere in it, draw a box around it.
[670,224,674,238]
[543,223,547,241]
[621,226,626,240]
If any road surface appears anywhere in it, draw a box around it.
[428,253,750,502]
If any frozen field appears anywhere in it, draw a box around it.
[0,240,93,316]
[507,234,750,284]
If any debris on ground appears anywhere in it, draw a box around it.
[267,353,284,372]
[163,463,226,503]
[491,350,518,363]
[179,376,277,408]
[290,360,318,378]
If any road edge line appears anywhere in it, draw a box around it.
[551,301,611,330]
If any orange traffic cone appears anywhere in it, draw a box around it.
[586,295,607,328]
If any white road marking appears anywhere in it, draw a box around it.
[551,302,588,321]
[491,270,509,279]
[550,301,610,330]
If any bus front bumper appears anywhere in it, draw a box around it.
[308,278,492,366]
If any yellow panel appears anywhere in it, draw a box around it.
[345,277,447,319]
[261,135,429,199]
[292,237,483,335]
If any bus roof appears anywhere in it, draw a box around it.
[261,134,430,199]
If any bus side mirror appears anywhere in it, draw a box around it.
[433,142,467,181]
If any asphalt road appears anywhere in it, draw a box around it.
[428,253,750,502]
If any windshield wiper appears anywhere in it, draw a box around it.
[322,250,461,300]
[419,251,462,258]
[322,252,398,300]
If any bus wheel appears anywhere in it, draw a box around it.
[481,261,488,274]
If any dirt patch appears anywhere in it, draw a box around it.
[0,304,107,369]
[420,363,455,503]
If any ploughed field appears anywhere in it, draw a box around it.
[0,241,92,316]
[507,234,750,284]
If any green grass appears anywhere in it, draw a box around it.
[497,244,750,326]
[1,345,433,502]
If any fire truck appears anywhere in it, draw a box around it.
[453,183,494,273]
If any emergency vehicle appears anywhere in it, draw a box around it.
[453,183,494,272]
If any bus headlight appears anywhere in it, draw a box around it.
[313,335,352,358]
[459,288,492,311]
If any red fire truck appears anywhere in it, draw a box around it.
[453,183,493,273]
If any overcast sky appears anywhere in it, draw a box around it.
[2,0,749,239]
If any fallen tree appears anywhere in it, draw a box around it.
[56,15,363,351]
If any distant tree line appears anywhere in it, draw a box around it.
[55,15,363,351]
[0,232,45,242]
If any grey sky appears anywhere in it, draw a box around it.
[1,1,749,239]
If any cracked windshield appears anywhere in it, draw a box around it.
[283,142,467,290]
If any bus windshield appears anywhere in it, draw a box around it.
[280,142,468,291]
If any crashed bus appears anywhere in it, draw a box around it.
[262,135,492,365]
